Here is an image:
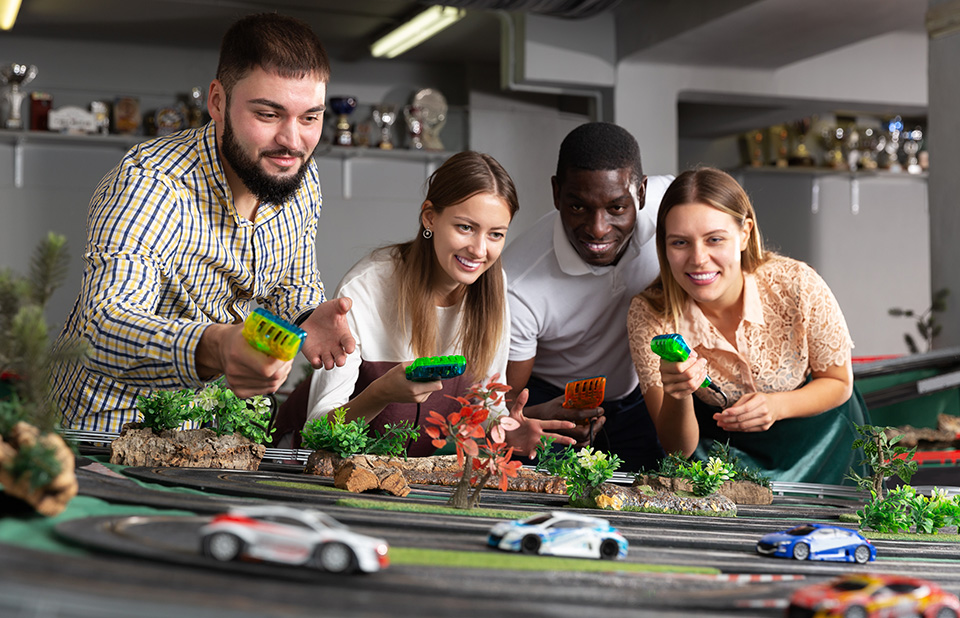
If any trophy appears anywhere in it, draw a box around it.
[787,118,815,167]
[372,104,397,150]
[0,63,38,130]
[739,129,766,167]
[329,96,357,146]
[857,126,880,170]
[903,126,924,174]
[881,116,903,171]
[818,124,847,170]
[412,88,447,151]
[404,104,424,150]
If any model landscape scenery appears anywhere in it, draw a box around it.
[2,233,959,616]
[1,7,956,616]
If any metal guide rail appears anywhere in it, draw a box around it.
[63,428,873,500]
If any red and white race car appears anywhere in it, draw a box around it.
[199,505,389,574]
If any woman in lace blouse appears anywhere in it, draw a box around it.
[626,167,866,483]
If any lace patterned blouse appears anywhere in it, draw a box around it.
[627,255,853,407]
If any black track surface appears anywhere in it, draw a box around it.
[6,458,960,617]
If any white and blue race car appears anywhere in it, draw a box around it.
[487,511,628,560]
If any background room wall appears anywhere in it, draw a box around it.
[0,9,940,358]
[0,34,584,336]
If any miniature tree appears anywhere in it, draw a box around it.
[0,233,84,515]
[423,376,521,509]
[847,424,918,499]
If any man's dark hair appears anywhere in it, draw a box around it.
[217,13,330,97]
[555,122,643,186]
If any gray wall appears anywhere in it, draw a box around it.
[0,35,584,335]
[928,0,960,350]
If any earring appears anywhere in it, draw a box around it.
[423,228,433,239]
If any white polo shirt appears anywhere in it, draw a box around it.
[503,174,673,401]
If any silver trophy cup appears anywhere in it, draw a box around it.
[372,104,397,150]
[0,63,38,130]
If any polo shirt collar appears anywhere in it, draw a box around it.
[552,202,656,276]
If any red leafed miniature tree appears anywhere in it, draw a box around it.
[424,376,521,509]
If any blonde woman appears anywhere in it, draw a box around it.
[275,151,575,456]
[626,167,867,483]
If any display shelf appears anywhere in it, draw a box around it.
[733,165,928,216]
[731,165,928,180]
[0,129,456,190]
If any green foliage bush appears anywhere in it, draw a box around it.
[858,485,960,534]
[8,440,61,490]
[135,379,275,444]
[534,439,622,502]
[300,406,420,458]
[676,457,736,497]
[653,442,769,491]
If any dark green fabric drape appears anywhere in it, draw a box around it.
[692,384,870,485]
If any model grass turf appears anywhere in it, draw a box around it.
[390,547,720,574]
[337,497,529,519]
[256,480,348,493]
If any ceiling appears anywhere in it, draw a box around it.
[5,0,928,68]
[3,0,930,136]
[6,0,504,63]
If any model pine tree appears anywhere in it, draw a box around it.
[0,232,82,515]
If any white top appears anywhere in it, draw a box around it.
[305,250,511,454]
[503,174,673,400]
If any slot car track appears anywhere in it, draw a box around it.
[6,455,960,617]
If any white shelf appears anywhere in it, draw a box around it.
[0,129,456,190]
[732,165,928,180]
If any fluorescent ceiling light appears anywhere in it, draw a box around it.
[370,6,465,59]
[0,0,22,30]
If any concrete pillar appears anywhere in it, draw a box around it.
[928,0,960,347]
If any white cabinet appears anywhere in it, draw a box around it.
[736,168,930,358]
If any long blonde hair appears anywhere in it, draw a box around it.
[642,167,767,328]
[392,151,519,377]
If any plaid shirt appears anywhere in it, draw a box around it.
[52,122,326,432]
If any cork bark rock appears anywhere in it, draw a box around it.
[886,414,960,450]
[110,423,264,470]
[589,482,738,516]
[0,421,78,516]
[634,474,773,505]
[305,450,567,494]
[334,455,410,496]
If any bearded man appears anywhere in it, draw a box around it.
[52,13,354,432]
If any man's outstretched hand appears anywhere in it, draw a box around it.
[300,298,357,370]
[504,389,577,458]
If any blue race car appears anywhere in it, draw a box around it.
[756,523,876,564]
[487,511,628,560]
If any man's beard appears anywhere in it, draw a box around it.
[220,111,313,205]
